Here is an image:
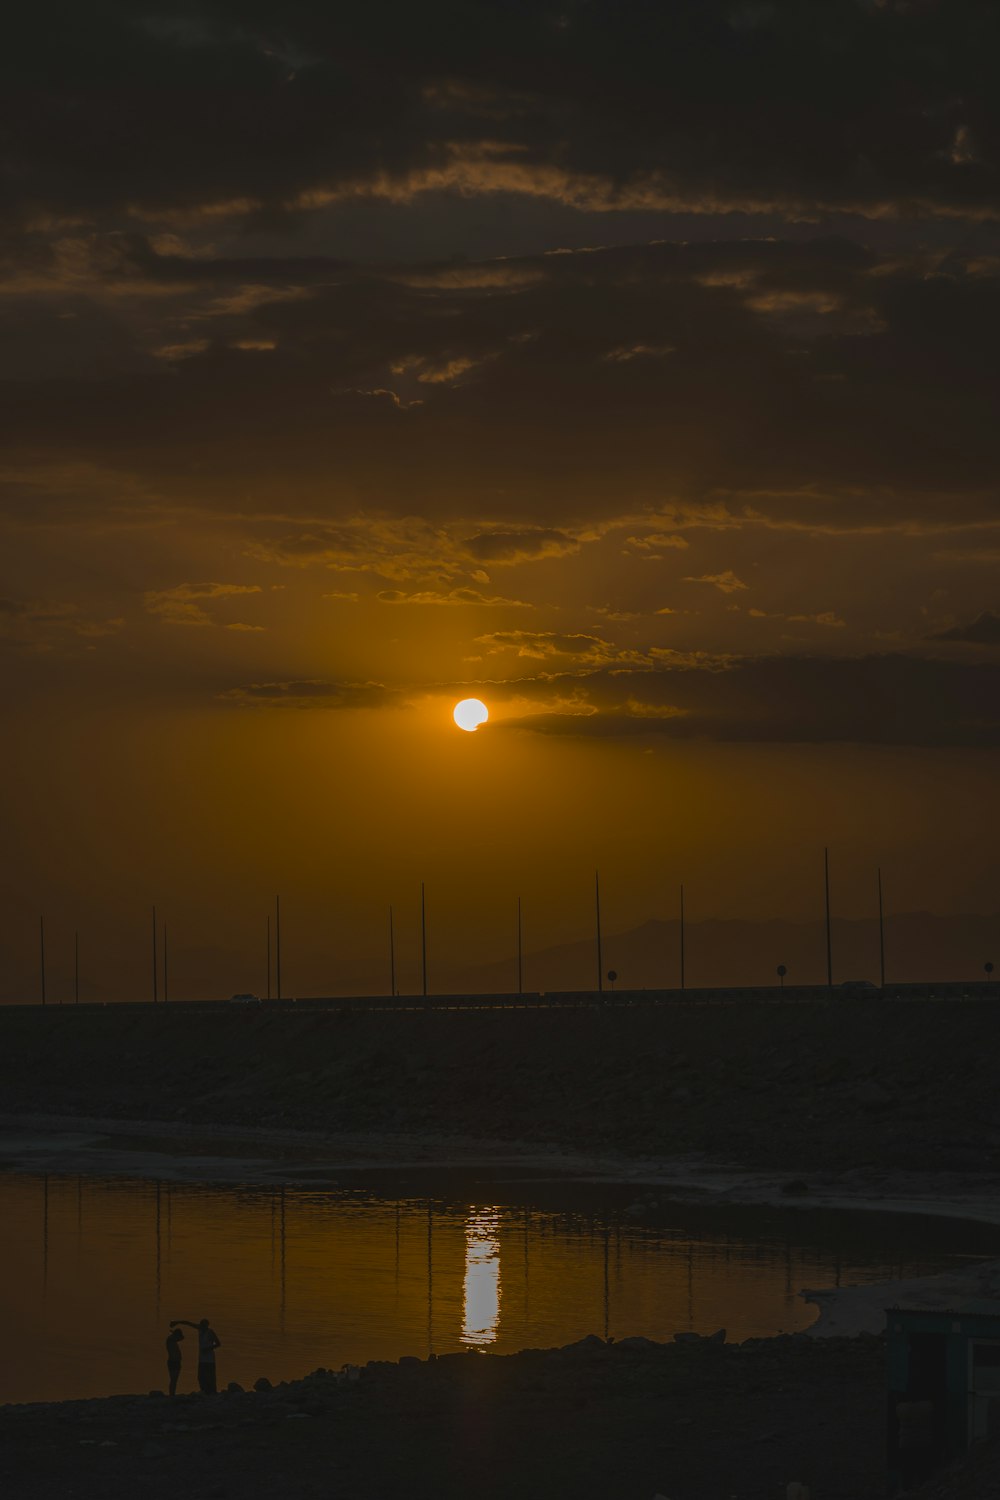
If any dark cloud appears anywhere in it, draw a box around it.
[496,654,1000,746]
[0,595,125,650]
[5,2,1000,230]
[931,611,1000,644]
[464,529,581,563]
[4,236,1000,537]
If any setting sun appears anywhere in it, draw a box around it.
[453,698,489,732]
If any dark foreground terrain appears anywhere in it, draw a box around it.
[1,1333,891,1500]
[2,998,1000,1174]
[5,1003,1000,1497]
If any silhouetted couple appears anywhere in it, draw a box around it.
[167,1317,221,1395]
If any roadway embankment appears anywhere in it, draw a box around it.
[2,997,999,1174]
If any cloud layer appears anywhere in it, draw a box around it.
[6,2,1000,230]
[2,3,999,759]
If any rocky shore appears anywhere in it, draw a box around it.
[0,1331,890,1500]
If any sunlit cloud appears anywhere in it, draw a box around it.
[377,587,531,607]
[683,571,748,594]
[143,582,263,627]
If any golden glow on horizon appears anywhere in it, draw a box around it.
[461,1207,501,1346]
[453,697,489,732]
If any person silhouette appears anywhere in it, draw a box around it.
[170,1318,221,1394]
[165,1326,184,1397]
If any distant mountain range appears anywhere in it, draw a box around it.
[435,912,1000,995]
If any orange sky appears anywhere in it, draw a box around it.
[2,2,999,998]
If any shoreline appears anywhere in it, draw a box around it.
[5,1109,1000,1231]
[5,1110,1000,1349]
[3,1113,999,1494]
[5,1002,1000,1185]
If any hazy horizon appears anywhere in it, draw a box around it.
[5,904,997,1005]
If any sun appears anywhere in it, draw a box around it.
[453,698,489,732]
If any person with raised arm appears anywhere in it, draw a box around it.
[169,1317,221,1394]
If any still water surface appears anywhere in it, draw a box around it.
[3,1169,999,1404]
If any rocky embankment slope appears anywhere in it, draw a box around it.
[3,998,999,1173]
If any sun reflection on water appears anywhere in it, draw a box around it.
[2,1171,987,1404]
[461,1207,501,1346]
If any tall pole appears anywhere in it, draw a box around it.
[877,866,886,990]
[517,896,523,996]
[275,895,282,1002]
[266,914,271,1002]
[595,871,603,994]
[680,884,686,993]
[40,916,46,1006]
[163,924,169,1004]
[824,847,833,992]
[74,930,79,1005]
[420,883,427,997]
[389,904,396,997]
[152,905,158,1004]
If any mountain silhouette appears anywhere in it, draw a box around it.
[437,912,1000,995]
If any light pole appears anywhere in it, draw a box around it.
[517,896,523,997]
[595,872,603,995]
[877,867,886,989]
[679,883,686,993]
[420,883,427,998]
[275,895,282,1002]
[824,848,833,992]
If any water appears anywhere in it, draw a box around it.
[3,1167,999,1404]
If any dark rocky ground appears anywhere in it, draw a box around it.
[2,998,1000,1176]
[917,1434,1000,1498]
[0,1333,888,1500]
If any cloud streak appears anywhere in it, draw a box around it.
[7,4,1000,229]
[494,654,1000,747]
[143,582,263,627]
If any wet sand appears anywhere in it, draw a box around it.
[5,1110,1000,1240]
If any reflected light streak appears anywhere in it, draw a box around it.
[461,1207,501,1346]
